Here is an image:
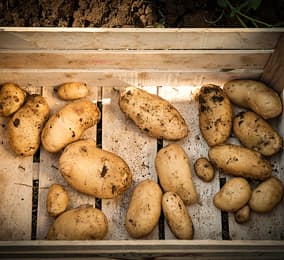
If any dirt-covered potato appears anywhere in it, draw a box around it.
[162,192,194,240]
[214,177,252,212]
[7,95,49,156]
[46,184,69,217]
[233,111,282,156]
[209,144,272,180]
[0,83,27,116]
[119,87,188,140]
[198,84,232,146]
[47,206,108,240]
[56,82,89,100]
[59,139,132,199]
[194,157,215,182]
[125,179,162,238]
[234,205,250,224]
[155,143,198,205]
[223,79,282,119]
[41,99,100,152]
[249,177,284,213]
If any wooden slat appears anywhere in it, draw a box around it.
[36,86,98,239]
[159,86,222,240]
[101,86,158,240]
[0,28,282,50]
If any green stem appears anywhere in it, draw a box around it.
[236,14,247,28]
[204,10,224,25]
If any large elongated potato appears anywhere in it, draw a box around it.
[155,144,198,205]
[162,192,194,239]
[125,180,162,238]
[59,139,132,199]
[41,99,100,152]
[223,80,282,119]
[119,87,188,140]
[233,111,282,156]
[209,144,272,180]
[249,177,284,213]
[198,84,232,146]
[47,206,108,240]
[56,82,89,100]
[7,95,49,156]
[0,83,26,116]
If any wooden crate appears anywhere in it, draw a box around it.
[0,28,283,259]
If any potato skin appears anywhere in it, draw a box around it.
[234,205,250,224]
[223,80,282,119]
[41,99,100,152]
[125,180,162,238]
[198,84,232,146]
[59,139,132,199]
[209,144,272,180]
[162,192,194,240]
[119,87,188,140]
[0,83,26,116]
[47,206,108,240]
[56,82,89,100]
[155,144,198,205]
[214,177,252,212]
[46,184,69,217]
[249,177,284,213]
[7,95,49,156]
[233,111,282,156]
[194,157,215,182]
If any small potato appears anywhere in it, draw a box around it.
[213,177,252,212]
[198,84,232,146]
[233,111,282,156]
[56,82,89,100]
[119,87,188,140]
[223,79,282,119]
[234,205,250,224]
[162,192,194,240]
[155,144,198,205]
[125,180,162,238]
[7,95,49,156]
[41,99,100,152]
[194,157,215,182]
[209,144,272,180]
[47,206,108,240]
[0,83,26,116]
[46,184,69,217]
[59,139,132,199]
[249,177,284,213]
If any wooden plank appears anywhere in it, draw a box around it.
[0,28,282,50]
[101,86,158,240]
[159,86,222,240]
[0,50,272,70]
[36,86,99,239]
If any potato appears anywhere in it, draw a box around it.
[162,192,194,239]
[56,82,89,100]
[47,206,108,240]
[59,139,132,199]
[7,95,49,156]
[119,87,188,140]
[213,177,252,212]
[233,111,282,156]
[249,177,284,213]
[209,144,272,180]
[223,79,282,119]
[46,184,69,217]
[41,99,100,152]
[198,84,232,146]
[125,179,162,238]
[0,83,26,116]
[155,143,198,205]
[194,157,215,182]
[234,205,250,224]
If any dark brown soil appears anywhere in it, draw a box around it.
[0,0,283,28]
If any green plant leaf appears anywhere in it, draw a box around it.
[248,0,262,10]
[217,0,228,8]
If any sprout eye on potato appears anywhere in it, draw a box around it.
[56,82,89,100]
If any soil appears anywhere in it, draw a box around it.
[0,0,283,28]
